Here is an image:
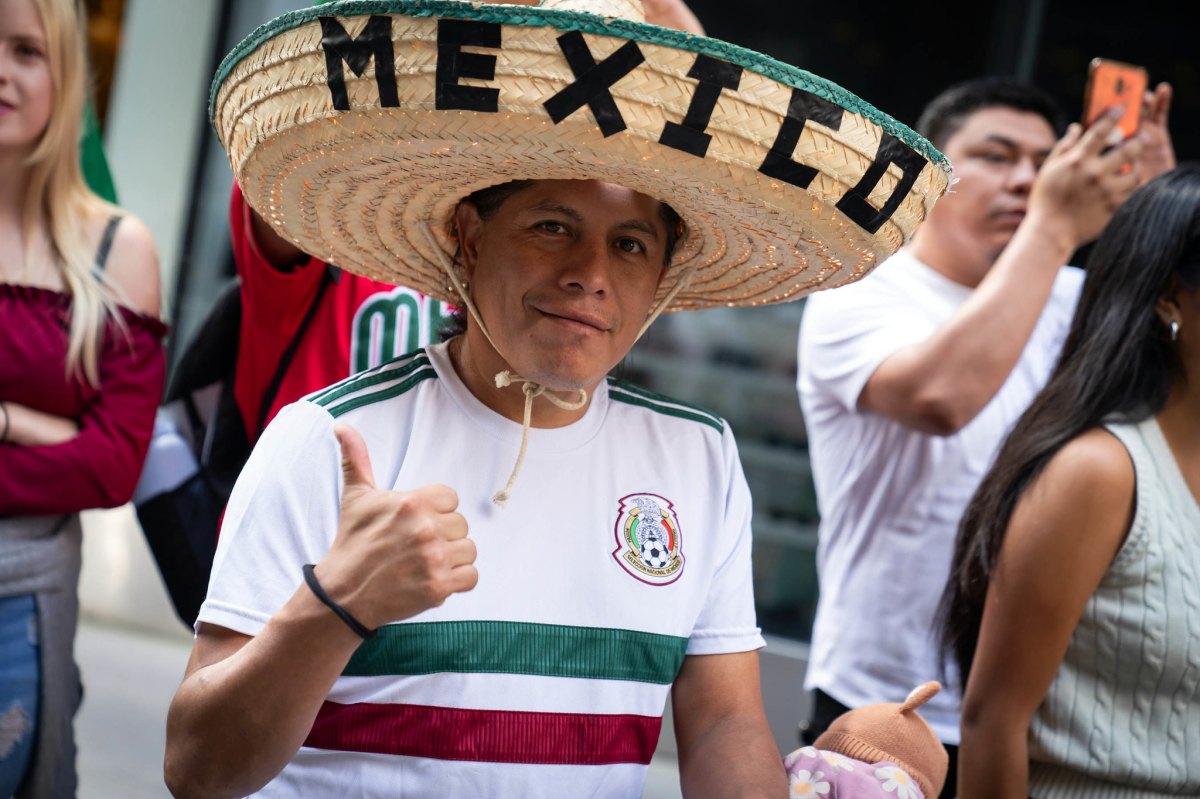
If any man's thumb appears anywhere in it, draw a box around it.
[334,423,376,491]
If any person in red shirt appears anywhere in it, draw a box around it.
[228,182,456,439]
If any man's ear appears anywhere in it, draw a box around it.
[655,263,670,292]
[454,201,484,279]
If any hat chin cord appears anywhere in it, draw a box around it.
[421,222,688,506]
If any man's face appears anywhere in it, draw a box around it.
[456,179,669,392]
[924,107,1057,265]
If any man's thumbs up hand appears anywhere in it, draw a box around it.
[336,422,378,493]
[312,424,479,631]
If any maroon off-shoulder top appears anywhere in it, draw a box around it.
[0,283,167,515]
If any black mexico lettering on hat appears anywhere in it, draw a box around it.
[436,19,501,112]
[543,31,645,137]
[836,132,928,234]
[659,54,743,158]
[319,16,399,111]
[758,88,844,189]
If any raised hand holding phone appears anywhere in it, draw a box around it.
[1137,81,1176,183]
[1029,108,1144,248]
[311,424,479,631]
[1082,58,1148,140]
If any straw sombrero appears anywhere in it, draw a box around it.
[211,0,952,312]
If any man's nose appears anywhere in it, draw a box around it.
[1007,156,1038,192]
[560,238,610,294]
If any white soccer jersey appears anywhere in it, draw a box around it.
[199,341,764,798]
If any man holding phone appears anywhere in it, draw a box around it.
[796,76,1173,798]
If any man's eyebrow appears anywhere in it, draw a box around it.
[523,201,661,239]
[525,200,584,222]
[613,218,661,240]
[981,134,1020,149]
[982,134,1053,157]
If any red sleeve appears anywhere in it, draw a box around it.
[230,183,329,434]
[0,312,167,515]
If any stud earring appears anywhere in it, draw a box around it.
[1169,319,1180,342]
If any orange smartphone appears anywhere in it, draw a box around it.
[1082,58,1147,139]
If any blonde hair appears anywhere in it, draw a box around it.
[22,0,122,386]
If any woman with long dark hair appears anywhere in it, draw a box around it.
[939,166,1200,798]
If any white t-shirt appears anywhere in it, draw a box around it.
[796,248,1083,744]
[199,341,764,798]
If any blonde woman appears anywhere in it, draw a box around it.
[0,0,164,796]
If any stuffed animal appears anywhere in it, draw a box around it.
[784,682,949,798]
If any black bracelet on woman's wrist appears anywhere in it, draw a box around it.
[0,401,10,444]
[302,563,377,640]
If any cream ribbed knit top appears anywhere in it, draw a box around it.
[1028,417,1200,798]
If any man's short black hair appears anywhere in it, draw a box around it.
[916,77,1066,150]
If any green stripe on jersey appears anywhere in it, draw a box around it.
[312,349,430,406]
[308,350,437,418]
[607,383,724,433]
[325,367,436,418]
[344,620,688,684]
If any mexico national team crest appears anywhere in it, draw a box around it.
[612,494,685,586]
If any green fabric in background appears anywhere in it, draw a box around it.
[81,100,118,204]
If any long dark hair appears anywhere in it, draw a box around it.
[937,165,1200,684]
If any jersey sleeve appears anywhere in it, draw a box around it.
[0,312,166,515]
[797,278,936,413]
[685,424,766,656]
[197,400,343,637]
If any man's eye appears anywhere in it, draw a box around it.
[976,151,1011,164]
[616,238,645,255]
[538,221,566,234]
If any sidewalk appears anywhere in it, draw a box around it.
[74,618,683,798]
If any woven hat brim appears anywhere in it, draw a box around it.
[212,1,951,310]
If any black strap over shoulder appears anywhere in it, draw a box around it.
[94,215,123,272]
[253,264,339,438]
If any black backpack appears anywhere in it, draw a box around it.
[133,267,334,627]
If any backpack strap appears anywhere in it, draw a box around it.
[253,264,339,438]
[94,215,123,272]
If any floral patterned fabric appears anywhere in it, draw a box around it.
[785,747,926,799]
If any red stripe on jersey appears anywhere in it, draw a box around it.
[303,700,662,765]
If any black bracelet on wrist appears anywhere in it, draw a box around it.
[302,563,377,640]
[0,401,10,445]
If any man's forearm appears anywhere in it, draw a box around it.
[864,211,1075,434]
[678,714,787,798]
[165,587,363,799]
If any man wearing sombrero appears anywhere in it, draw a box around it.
[165,0,951,796]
